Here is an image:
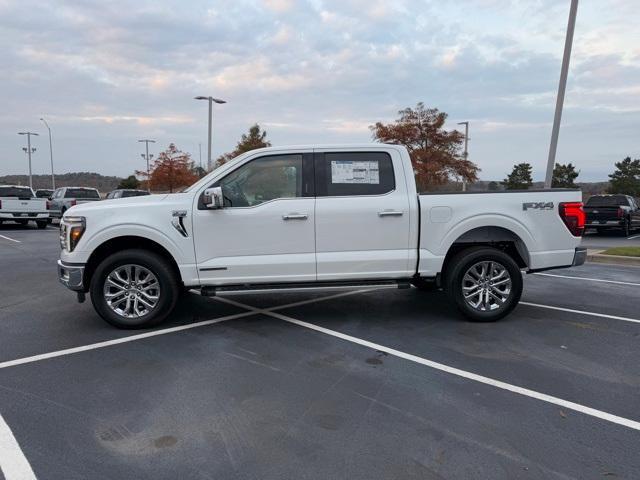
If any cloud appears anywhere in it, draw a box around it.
[0,0,638,182]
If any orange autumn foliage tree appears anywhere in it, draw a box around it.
[137,143,198,193]
[370,103,479,191]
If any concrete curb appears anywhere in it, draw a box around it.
[586,249,640,267]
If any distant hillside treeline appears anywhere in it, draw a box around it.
[0,173,123,192]
[424,180,611,198]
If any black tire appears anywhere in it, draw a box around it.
[623,220,630,237]
[36,220,47,229]
[595,227,605,235]
[90,249,180,329]
[16,219,28,226]
[444,247,523,322]
[411,277,439,292]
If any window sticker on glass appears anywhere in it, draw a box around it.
[331,160,380,184]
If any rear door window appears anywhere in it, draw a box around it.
[315,152,395,197]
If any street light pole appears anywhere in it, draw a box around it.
[458,121,469,192]
[194,96,226,171]
[40,118,55,189]
[545,0,579,189]
[138,139,156,192]
[18,132,39,190]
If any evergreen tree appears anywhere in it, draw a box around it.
[215,124,271,168]
[502,163,533,190]
[551,163,579,188]
[608,157,640,196]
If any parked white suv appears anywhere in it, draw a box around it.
[58,144,586,328]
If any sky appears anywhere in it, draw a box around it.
[0,0,638,182]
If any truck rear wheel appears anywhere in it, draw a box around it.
[90,249,179,329]
[444,247,522,322]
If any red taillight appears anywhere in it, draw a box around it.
[46,200,51,210]
[559,202,585,237]
[70,200,77,207]
[617,207,624,218]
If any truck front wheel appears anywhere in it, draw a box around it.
[90,249,179,329]
[444,247,522,322]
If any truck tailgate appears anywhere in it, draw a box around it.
[584,206,619,224]
[1,198,48,213]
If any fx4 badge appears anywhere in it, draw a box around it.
[522,202,554,211]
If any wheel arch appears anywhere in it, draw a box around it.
[442,226,530,274]
[83,236,182,291]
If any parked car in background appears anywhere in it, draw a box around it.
[105,189,150,199]
[584,194,640,236]
[49,187,101,219]
[35,189,54,199]
[57,144,586,328]
[0,185,50,228]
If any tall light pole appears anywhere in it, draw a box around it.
[18,132,39,190]
[40,118,55,189]
[138,139,156,192]
[194,96,226,171]
[458,121,469,192]
[545,0,579,189]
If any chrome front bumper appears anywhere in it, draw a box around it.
[57,260,85,291]
[572,247,587,267]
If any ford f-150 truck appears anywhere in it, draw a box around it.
[49,186,101,219]
[0,185,50,228]
[57,144,586,328]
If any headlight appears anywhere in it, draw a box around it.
[60,216,86,252]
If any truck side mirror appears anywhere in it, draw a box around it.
[203,187,224,209]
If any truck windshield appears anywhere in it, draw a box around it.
[585,196,628,207]
[65,189,100,199]
[0,186,34,198]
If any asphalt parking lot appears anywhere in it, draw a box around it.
[1,223,639,479]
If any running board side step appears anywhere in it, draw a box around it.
[201,279,412,296]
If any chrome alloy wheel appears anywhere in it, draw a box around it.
[461,261,512,312]
[103,264,160,318]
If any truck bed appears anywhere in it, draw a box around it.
[416,189,583,276]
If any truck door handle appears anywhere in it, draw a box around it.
[282,213,308,220]
[378,210,403,217]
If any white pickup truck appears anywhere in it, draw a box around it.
[0,185,50,228]
[58,144,586,328]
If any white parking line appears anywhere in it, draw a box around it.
[0,413,36,480]
[0,234,20,244]
[627,234,640,240]
[0,289,372,370]
[520,302,640,324]
[533,272,640,287]
[214,296,640,432]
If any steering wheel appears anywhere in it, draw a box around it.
[226,184,249,207]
